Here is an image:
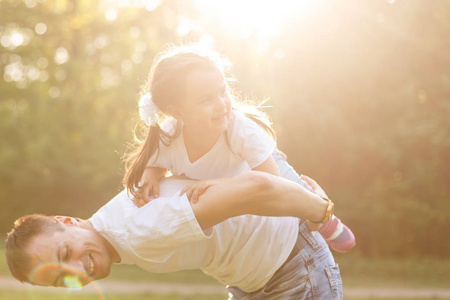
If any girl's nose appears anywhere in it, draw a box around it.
[215,94,227,110]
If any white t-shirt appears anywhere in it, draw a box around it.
[148,110,277,179]
[89,177,298,292]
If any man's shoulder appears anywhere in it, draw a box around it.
[91,177,196,228]
[90,189,132,228]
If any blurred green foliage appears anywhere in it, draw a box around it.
[0,0,449,259]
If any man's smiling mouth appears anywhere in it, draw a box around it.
[88,254,94,276]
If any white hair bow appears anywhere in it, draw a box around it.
[138,93,158,127]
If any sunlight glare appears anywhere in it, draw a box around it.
[28,262,106,299]
[194,0,323,40]
[34,23,47,35]
[54,47,69,65]
[177,18,194,36]
[199,35,214,49]
[10,30,25,47]
[63,275,83,289]
[105,8,118,21]
[102,0,161,11]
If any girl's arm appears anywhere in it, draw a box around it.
[252,156,280,176]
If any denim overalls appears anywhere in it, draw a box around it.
[227,151,343,299]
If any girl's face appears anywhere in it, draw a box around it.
[177,68,232,138]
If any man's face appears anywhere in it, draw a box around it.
[26,219,114,287]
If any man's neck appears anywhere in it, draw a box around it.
[79,220,121,263]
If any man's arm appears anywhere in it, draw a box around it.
[190,171,329,230]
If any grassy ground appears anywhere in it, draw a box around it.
[0,289,439,300]
[334,251,450,289]
[101,250,450,289]
[0,290,224,300]
[1,242,449,299]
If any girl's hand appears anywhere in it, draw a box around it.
[301,175,331,227]
[300,175,328,199]
[180,178,228,203]
[305,220,321,231]
[133,167,166,207]
[133,179,160,208]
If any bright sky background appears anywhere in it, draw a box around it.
[100,0,325,44]
[192,0,325,39]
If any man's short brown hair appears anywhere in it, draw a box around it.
[5,214,64,283]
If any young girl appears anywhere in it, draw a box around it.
[123,45,355,253]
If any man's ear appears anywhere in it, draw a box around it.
[54,216,79,227]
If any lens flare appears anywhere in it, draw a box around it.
[62,275,83,289]
[28,262,106,299]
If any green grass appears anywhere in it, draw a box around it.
[2,241,450,299]
[0,290,224,300]
[0,290,427,300]
[334,251,450,289]
[103,251,450,289]
[107,264,220,285]
[0,244,9,277]
[346,299,422,300]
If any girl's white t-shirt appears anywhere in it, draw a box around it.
[89,177,298,292]
[148,110,276,179]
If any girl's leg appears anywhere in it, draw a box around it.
[272,150,355,253]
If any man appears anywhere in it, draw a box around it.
[6,170,342,299]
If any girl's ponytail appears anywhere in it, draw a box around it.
[123,125,161,199]
[123,120,181,199]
